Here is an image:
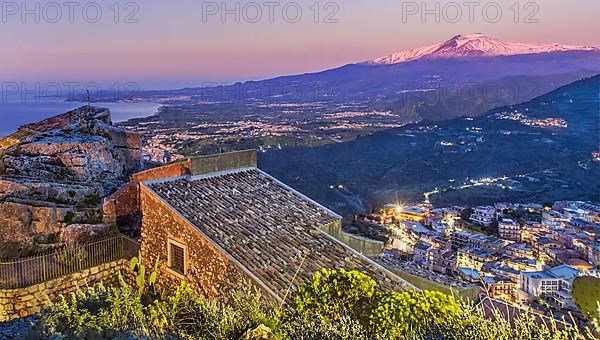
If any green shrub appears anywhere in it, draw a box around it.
[294,268,376,320]
[62,211,75,223]
[436,303,594,340]
[367,290,463,338]
[83,195,101,207]
[147,282,272,339]
[41,277,274,340]
[278,313,371,340]
[39,268,598,339]
[572,276,600,319]
[292,268,596,339]
[42,278,149,338]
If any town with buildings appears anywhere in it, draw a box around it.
[494,110,569,129]
[3,100,597,336]
[357,200,600,323]
[117,101,413,162]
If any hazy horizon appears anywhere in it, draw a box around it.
[2,0,599,89]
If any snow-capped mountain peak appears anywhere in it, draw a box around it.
[371,33,599,65]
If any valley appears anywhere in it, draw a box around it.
[259,75,600,216]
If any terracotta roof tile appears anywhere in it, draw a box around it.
[147,169,413,299]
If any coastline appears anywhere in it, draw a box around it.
[0,101,161,137]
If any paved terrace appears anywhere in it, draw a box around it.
[146,168,415,300]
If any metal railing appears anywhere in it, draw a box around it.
[0,235,140,290]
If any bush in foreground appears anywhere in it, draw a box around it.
[367,290,463,338]
[294,268,376,321]
[42,276,272,339]
[572,276,600,320]
[40,269,599,339]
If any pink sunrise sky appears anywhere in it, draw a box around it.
[1,0,599,89]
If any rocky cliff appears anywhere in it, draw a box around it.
[0,106,142,259]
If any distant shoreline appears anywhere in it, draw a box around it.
[0,101,161,137]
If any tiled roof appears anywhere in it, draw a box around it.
[146,168,413,300]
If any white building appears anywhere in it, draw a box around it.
[413,241,432,265]
[432,221,450,234]
[470,206,497,226]
[498,218,520,241]
[520,271,561,297]
[519,265,580,298]
[548,265,580,290]
[542,210,569,225]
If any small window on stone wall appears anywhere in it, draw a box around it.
[168,239,186,276]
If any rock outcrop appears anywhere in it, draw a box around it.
[59,224,112,245]
[0,106,142,259]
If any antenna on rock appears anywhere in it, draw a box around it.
[86,90,91,111]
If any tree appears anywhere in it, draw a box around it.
[294,268,376,320]
[367,290,462,338]
[461,207,474,221]
[572,276,600,319]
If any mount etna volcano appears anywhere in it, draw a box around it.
[126,34,600,123]
[369,33,598,64]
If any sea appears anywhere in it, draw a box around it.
[0,101,161,137]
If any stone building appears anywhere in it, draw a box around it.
[136,150,415,304]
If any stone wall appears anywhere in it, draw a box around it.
[139,185,279,305]
[189,150,256,175]
[118,150,257,183]
[102,182,140,227]
[0,259,128,320]
[321,221,385,257]
[104,160,192,229]
[132,160,192,182]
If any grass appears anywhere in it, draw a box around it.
[37,269,599,339]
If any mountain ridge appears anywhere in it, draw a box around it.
[368,33,600,65]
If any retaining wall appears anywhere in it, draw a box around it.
[0,259,128,320]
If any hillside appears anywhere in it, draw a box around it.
[259,75,600,215]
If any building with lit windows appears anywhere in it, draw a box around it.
[498,218,520,241]
[470,206,497,226]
